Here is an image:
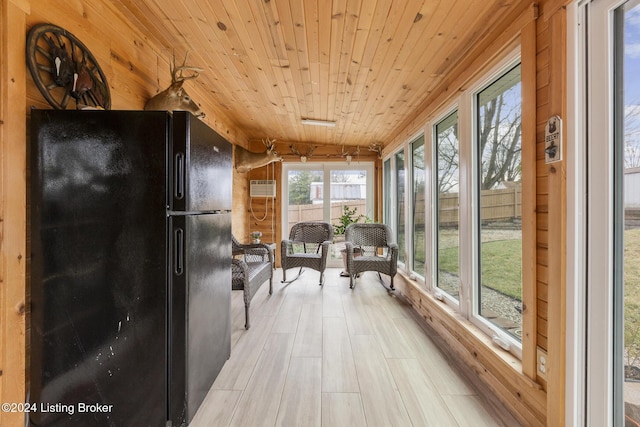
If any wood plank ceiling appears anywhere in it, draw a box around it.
[112,0,529,148]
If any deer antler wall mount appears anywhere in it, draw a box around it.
[289,144,316,162]
[234,138,283,173]
[144,51,205,118]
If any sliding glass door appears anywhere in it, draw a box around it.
[584,0,640,424]
[282,163,374,267]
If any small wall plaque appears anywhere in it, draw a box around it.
[545,115,562,164]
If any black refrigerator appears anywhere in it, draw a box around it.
[29,110,232,426]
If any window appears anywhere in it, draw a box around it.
[412,136,426,277]
[383,159,391,227]
[435,111,460,301]
[395,151,406,264]
[282,163,374,267]
[580,0,640,423]
[475,64,523,342]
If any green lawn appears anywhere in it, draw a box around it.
[625,228,640,305]
[624,228,640,368]
[439,238,522,300]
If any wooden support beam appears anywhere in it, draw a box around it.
[546,6,567,426]
[521,11,539,382]
[1,1,28,426]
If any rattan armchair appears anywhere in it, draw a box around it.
[231,235,273,329]
[281,221,333,286]
[344,223,398,290]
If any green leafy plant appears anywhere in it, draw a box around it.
[333,205,370,235]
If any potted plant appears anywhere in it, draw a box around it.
[250,230,262,244]
[333,205,369,276]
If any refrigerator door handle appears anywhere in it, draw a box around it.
[174,227,184,276]
[175,152,185,200]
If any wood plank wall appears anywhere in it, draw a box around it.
[0,1,251,422]
[1,2,28,426]
[541,4,568,425]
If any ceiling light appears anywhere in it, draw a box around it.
[301,119,336,127]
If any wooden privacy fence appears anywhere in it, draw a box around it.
[288,200,367,231]
[287,187,521,230]
[439,187,522,226]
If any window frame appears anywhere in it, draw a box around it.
[467,49,523,358]
[430,104,462,309]
[410,134,427,281]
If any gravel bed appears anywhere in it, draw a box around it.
[438,271,522,331]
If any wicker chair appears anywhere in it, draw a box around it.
[231,235,273,329]
[344,223,398,290]
[281,221,333,286]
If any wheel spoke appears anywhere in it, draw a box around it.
[35,45,53,61]
[37,63,55,74]
[60,90,73,109]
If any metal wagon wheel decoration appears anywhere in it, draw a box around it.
[26,23,111,110]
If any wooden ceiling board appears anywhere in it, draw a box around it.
[371,0,504,139]
[202,1,288,133]
[365,0,468,139]
[109,0,531,148]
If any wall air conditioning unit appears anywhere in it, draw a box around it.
[250,180,276,198]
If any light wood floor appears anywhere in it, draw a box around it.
[191,268,518,427]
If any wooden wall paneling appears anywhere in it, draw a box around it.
[233,167,250,240]
[521,14,539,382]
[545,5,567,426]
[537,319,549,350]
[537,245,549,266]
[535,1,551,354]
[537,264,549,285]
[1,1,28,425]
[245,138,280,252]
